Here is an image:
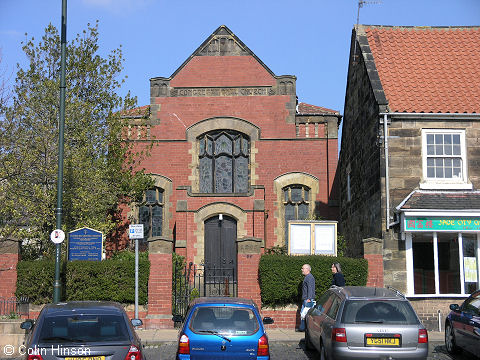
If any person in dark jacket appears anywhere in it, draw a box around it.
[331,262,346,286]
[297,264,315,332]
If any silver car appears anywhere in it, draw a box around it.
[21,301,144,360]
[304,286,428,360]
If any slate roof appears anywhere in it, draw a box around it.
[397,190,480,211]
[297,102,340,115]
[358,25,480,114]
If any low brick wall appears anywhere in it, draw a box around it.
[261,305,300,329]
[408,297,468,332]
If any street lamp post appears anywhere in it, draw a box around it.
[53,0,67,304]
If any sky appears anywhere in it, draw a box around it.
[1,0,479,117]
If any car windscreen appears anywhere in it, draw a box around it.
[341,300,419,325]
[38,313,130,343]
[189,306,259,336]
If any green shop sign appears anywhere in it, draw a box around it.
[404,217,480,232]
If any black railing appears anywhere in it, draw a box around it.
[0,296,29,317]
[172,262,237,323]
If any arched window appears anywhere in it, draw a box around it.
[283,185,310,245]
[139,187,164,239]
[198,130,250,193]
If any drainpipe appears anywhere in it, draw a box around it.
[383,113,390,230]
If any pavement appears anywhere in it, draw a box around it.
[136,328,445,345]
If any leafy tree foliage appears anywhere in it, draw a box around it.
[0,22,152,259]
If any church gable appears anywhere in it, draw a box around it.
[150,25,296,96]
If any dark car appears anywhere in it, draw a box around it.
[304,286,428,360]
[445,289,480,358]
[175,297,274,359]
[21,301,144,360]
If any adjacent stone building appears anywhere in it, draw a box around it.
[339,25,480,329]
[124,25,341,327]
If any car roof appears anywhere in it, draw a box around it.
[189,297,258,307]
[41,301,126,316]
[332,286,406,300]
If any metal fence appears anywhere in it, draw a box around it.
[172,262,237,323]
[0,296,29,317]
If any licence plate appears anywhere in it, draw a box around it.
[65,357,105,360]
[366,337,400,346]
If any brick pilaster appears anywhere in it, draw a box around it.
[0,241,20,299]
[146,239,173,329]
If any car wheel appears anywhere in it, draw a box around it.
[304,326,314,350]
[445,322,460,354]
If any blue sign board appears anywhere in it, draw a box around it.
[68,227,103,261]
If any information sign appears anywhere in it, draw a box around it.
[68,227,103,261]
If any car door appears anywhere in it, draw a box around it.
[324,295,342,359]
[308,291,333,350]
[461,292,480,357]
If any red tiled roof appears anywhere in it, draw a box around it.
[363,26,480,114]
[297,102,339,115]
[119,105,150,118]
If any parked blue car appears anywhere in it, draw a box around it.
[445,289,480,358]
[175,297,274,360]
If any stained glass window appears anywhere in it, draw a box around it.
[139,187,164,239]
[198,130,250,193]
[283,185,311,246]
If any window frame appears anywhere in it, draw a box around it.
[421,129,471,190]
[139,187,164,240]
[198,130,250,194]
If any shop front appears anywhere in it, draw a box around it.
[401,213,480,297]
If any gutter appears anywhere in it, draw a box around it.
[379,112,479,120]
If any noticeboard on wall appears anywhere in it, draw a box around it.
[288,221,337,256]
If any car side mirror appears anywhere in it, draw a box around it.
[449,304,460,311]
[131,319,143,327]
[20,320,34,330]
[172,314,184,323]
[263,317,274,325]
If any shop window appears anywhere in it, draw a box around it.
[139,187,164,239]
[411,232,479,295]
[198,130,249,193]
[421,129,469,188]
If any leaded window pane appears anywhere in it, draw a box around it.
[234,156,249,193]
[215,156,233,193]
[215,134,232,155]
[242,138,248,154]
[206,137,213,155]
[200,157,213,193]
[199,138,206,155]
[139,206,150,238]
[291,187,302,202]
[146,189,156,203]
[234,137,241,156]
[298,203,309,220]
[151,205,162,237]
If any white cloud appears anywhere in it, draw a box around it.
[0,30,23,38]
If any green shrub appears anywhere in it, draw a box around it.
[15,251,150,305]
[15,259,58,304]
[258,254,368,306]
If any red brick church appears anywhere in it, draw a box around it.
[123,25,341,327]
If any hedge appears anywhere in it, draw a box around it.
[16,251,150,305]
[258,254,368,306]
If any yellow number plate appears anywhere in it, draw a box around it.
[366,337,400,346]
[65,357,105,360]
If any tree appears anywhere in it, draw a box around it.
[0,22,152,259]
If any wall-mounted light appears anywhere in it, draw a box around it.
[219,214,223,221]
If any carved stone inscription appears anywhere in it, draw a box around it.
[170,87,273,97]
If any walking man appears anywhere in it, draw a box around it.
[298,263,315,332]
